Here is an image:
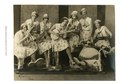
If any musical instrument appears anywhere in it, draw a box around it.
[79,47,99,59]
[50,29,75,40]
[78,47,102,71]
[50,21,76,40]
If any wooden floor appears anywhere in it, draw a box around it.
[14,69,115,80]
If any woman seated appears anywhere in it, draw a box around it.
[93,19,112,50]
[49,17,75,71]
[14,23,38,71]
[93,19,113,71]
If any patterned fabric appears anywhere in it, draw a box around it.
[52,38,69,52]
[95,40,110,48]
[14,30,37,59]
[79,17,92,42]
[51,24,69,52]
[81,30,91,42]
[38,21,52,54]
[38,40,52,54]
[69,33,80,51]
[68,19,80,52]
[40,21,52,34]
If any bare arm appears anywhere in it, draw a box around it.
[14,31,30,45]
[93,31,97,40]
[104,26,112,38]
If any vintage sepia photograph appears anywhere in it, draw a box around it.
[14,5,115,80]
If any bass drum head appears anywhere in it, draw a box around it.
[79,47,99,59]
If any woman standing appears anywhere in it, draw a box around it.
[68,11,81,52]
[79,8,93,44]
[38,14,52,69]
[49,17,75,70]
[14,23,38,70]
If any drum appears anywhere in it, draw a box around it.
[79,47,99,59]
[78,47,102,72]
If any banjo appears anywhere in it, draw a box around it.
[50,29,75,40]
[50,22,76,40]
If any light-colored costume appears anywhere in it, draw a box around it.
[79,17,92,42]
[14,30,37,59]
[51,23,69,52]
[38,21,52,54]
[94,26,112,48]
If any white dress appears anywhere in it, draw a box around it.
[14,30,38,59]
[94,26,112,48]
[51,23,69,52]
[79,17,92,42]
[38,21,52,54]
